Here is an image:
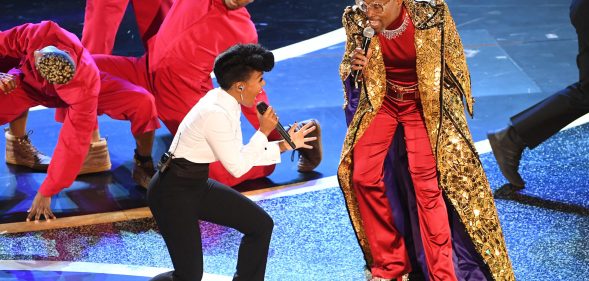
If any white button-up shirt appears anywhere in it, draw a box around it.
[169,88,281,178]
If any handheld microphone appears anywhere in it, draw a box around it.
[351,27,375,80]
[256,101,296,150]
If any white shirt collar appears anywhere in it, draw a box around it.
[215,87,241,117]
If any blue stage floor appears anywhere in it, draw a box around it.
[2,122,589,280]
[1,0,588,280]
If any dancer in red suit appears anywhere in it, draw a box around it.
[0,21,160,221]
[93,0,323,187]
[3,0,172,177]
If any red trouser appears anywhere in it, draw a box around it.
[82,0,172,54]
[53,71,159,136]
[96,72,161,136]
[92,54,277,186]
[0,87,41,125]
[352,96,457,280]
[1,72,159,136]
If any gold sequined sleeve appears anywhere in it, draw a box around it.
[442,1,475,116]
[340,7,365,108]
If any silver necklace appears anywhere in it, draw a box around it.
[381,11,409,40]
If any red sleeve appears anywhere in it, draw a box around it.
[38,59,100,197]
[0,21,76,59]
[0,24,32,58]
[0,22,57,58]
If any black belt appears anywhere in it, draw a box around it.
[158,156,209,179]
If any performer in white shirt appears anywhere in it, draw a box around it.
[146,43,317,281]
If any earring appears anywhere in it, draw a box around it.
[240,93,244,101]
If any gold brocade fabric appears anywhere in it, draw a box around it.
[337,1,515,280]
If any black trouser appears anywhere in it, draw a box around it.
[147,158,274,281]
[511,0,589,148]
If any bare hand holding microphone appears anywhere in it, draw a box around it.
[256,101,317,152]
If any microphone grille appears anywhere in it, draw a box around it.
[256,101,269,114]
[363,27,375,38]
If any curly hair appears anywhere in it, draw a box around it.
[213,44,274,90]
[36,52,76,84]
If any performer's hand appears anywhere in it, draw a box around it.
[26,192,56,222]
[0,72,18,94]
[258,105,278,137]
[286,122,317,150]
[350,47,373,81]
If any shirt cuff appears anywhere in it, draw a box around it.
[252,130,281,165]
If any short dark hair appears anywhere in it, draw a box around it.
[213,44,274,90]
[36,51,76,84]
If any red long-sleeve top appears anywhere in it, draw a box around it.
[0,21,100,197]
[379,5,418,86]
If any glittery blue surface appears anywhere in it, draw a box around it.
[0,271,149,281]
[1,0,588,280]
[482,124,589,281]
[2,125,589,280]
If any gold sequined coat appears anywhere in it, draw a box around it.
[337,1,515,280]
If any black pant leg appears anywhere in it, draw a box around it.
[571,0,589,89]
[199,179,274,281]
[510,0,589,148]
[510,83,589,148]
[147,171,208,281]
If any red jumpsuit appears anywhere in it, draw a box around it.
[351,9,457,280]
[81,0,173,54]
[0,21,100,197]
[94,0,277,186]
[0,21,160,197]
